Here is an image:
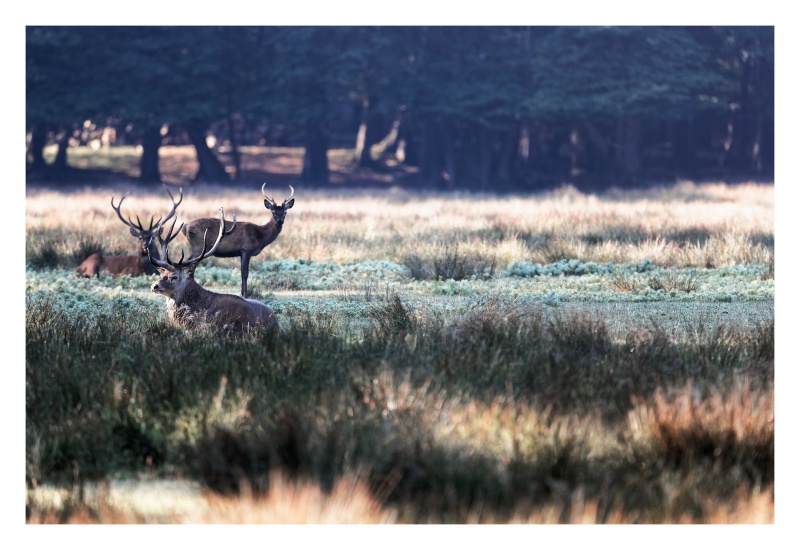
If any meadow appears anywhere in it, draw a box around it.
[25,173,774,523]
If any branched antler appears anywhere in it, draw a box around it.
[149,208,236,270]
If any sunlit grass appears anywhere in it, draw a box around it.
[25,179,774,523]
[27,179,773,269]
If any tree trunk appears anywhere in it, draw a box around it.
[759,118,774,174]
[353,97,384,169]
[670,118,695,174]
[569,128,584,177]
[497,127,518,185]
[52,129,71,173]
[617,116,642,179]
[582,121,610,176]
[379,117,403,160]
[751,117,762,173]
[139,126,162,183]
[478,126,492,190]
[28,123,47,172]
[302,117,329,185]
[728,56,754,171]
[226,93,242,181]
[518,121,531,173]
[185,121,229,182]
[441,119,456,190]
[353,120,368,166]
[417,118,442,186]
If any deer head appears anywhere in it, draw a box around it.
[262,183,295,227]
[111,184,183,254]
[149,208,237,296]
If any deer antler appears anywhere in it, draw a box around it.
[112,186,185,234]
[142,185,184,232]
[190,208,237,264]
[149,217,186,269]
[261,182,275,205]
[111,192,145,232]
[262,183,294,206]
[150,208,236,270]
[157,184,183,231]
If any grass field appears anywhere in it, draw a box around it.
[25,165,774,523]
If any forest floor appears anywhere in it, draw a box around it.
[27,144,417,189]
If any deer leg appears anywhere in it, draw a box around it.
[241,253,251,298]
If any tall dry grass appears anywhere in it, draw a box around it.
[27,380,774,524]
[26,181,773,270]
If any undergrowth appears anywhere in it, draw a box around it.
[25,183,775,523]
[26,292,774,523]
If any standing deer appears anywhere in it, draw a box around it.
[182,183,295,298]
[149,209,277,333]
[75,186,183,278]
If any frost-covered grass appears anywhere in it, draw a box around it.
[27,254,773,301]
[25,182,774,524]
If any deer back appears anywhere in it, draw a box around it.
[154,272,275,332]
[75,253,105,278]
[99,255,148,277]
[183,218,277,257]
[74,240,160,278]
[203,292,277,332]
[74,253,153,278]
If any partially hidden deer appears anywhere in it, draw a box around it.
[148,209,277,333]
[182,183,295,298]
[75,186,183,278]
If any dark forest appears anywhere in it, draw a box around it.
[26,26,774,190]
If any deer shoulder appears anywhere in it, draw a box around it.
[150,208,277,333]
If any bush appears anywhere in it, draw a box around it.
[403,242,496,281]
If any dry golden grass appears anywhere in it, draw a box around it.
[27,473,396,524]
[27,471,773,524]
[627,382,774,474]
[26,180,773,269]
[499,484,774,524]
[26,374,774,523]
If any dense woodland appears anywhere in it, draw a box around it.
[26,26,774,190]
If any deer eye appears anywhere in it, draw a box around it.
[170,275,178,281]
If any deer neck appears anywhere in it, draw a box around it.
[141,240,160,275]
[259,218,283,247]
[173,278,215,310]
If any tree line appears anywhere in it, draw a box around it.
[26,26,774,190]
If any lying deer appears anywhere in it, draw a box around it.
[149,209,277,333]
[182,183,295,298]
[75,186,182,278]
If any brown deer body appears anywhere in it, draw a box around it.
[75,250,159,278]
[182,184,294,298]
[150,210,277,333]
[157,275,277,332]
[75,187,182,278]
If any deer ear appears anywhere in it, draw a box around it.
[264,199,274,211]
[130,227,139,237]
[186,263,198,278]
[284,198,295,209]
[157,267,170,276]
